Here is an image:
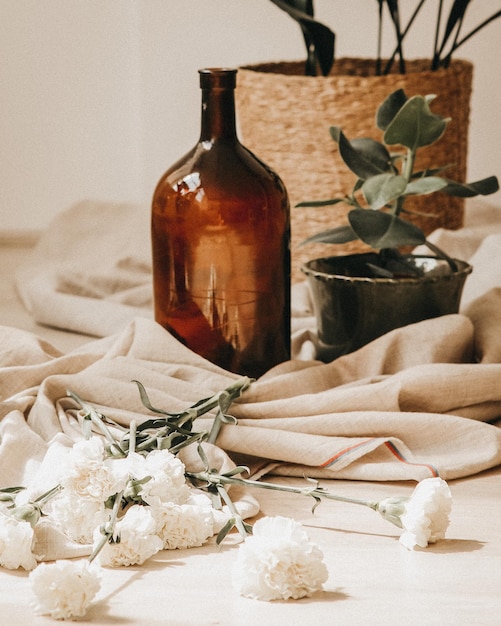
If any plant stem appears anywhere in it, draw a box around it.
[129,420,137,455]
[67,390,127,458]
[216,485,250,539]
[88,491,123,564]
[33,484,63,507]
[394,146,417,215]
[432,0,444,70]
[442,10,501,67]
[383,0,427,74]
[187,470,378,512]
[376,0,383,75]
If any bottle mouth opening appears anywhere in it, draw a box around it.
[199,68,237,89]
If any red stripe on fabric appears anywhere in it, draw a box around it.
[321,439,375,468]
[384,441,439,477]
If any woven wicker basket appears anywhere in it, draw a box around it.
[236,58,473,283]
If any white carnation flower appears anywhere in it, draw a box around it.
[46,491,106,544]
[96,505,163,567]
[399,477,452,550]
[30,559,100,620]
[233,516,328,601]
[140,449,191,506]
[61,437,124,501]
[109,451,148,487]
[187,492,231,533]
[153,500,215,550]
[0,511,37,570]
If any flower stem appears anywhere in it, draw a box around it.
[67,390,127,458]
[129,421,137,455]
[88,491,123,564]
[187,471,378,512]
[216,485,250,539]
[33,484,63,507]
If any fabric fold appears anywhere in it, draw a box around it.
[1,313,501,488]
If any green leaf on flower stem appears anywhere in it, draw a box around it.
[222,466,250,478]
[310,495,322,514]
[441,175,500,197]
[133,380,178,417]
[219,413,238,425]
[216,518,237,545]
[197,443,210,470]
[82,413,93,439]
[0,486,26,494]
[362,173,407,209]
[330,127,393,179]
[169,431,208,454]
[384,95,449,149]
[304,475,320,487]
[348,209,426,248]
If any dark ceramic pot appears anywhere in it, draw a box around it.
[302,253,472,361]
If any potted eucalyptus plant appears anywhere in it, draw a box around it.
[297,88,499,360]
[236,1,501,281]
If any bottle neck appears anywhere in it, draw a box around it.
[198,68,238,142]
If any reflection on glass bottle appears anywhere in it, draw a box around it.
[151,68,290,378]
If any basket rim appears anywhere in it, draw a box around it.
[238,57,473,80]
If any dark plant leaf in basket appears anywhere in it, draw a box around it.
[269,0,334,75]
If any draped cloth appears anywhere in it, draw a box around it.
[2,201,501,547]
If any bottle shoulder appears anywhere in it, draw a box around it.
[154,140,288,201]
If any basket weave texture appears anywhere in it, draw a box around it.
[236,58,473,283]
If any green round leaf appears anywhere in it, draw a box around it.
[383,96,449,149]
[362,173,407,209]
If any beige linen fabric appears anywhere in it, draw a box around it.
[1,310,500,491]
[15,200,153,337]
[4,198,501,493]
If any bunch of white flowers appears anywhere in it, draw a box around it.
[51,439,223,561]
[0,436,233,618]
[0,378,455,621]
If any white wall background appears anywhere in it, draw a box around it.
[1,0,500,233]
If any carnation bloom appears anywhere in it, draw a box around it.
[96,505,163,567]
[232,516,328,601]
[153,499,215,550]
[140,449,191,506]
[61,437,124,501]
[0,511,37,570]
[108,451,148,489]
[46,491,106,544]
[30,559,100,620]
[399,477,452,550]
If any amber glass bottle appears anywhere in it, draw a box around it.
[151,68,290,378]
